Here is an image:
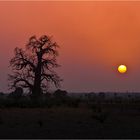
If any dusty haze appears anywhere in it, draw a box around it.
[0,1,140,92]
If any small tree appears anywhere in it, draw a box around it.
[9,35,62,99]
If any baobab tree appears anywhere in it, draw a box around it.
[8,35,62,98]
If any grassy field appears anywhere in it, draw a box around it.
[0,103,140,138]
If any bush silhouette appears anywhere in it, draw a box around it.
[53,89,67,99]
[8,87,23,100]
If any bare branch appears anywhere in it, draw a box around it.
[9,35,61,95]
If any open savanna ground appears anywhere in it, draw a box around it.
[0,102,140,138]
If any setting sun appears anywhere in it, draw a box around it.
[118,65,127,74]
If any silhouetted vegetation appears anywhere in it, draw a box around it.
[8,87,23,99]
[0,91,139,110]
[0,91,139,138]
[0,35,139,138]
[8,35,62,99]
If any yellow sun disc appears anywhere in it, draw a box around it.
[118,65,127,73]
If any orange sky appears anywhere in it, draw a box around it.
[1,1,140,92]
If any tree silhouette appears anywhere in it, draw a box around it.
[8,35,62,98]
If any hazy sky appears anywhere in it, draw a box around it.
[1,1,140,93]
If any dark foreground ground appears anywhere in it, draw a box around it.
[0,104,140,138]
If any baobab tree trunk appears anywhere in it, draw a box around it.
[32,53,42,99]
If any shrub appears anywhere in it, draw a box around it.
[8,87,23,100]
[53,89,68,99]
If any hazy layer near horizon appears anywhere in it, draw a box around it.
[0,1,140,93]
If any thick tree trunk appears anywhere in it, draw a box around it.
[32,53,42,99]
